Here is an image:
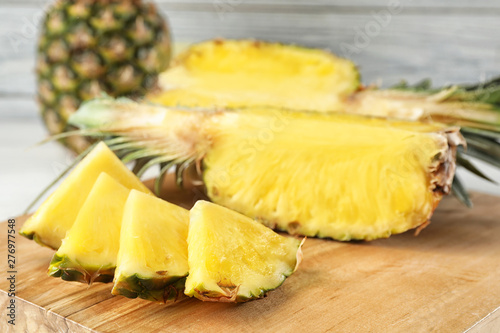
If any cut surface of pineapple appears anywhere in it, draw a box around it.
[203,109,462,240]
[20,142,150,249]
[70,99,463,241]
[112,190,189,302]
[185,200,303,302]
[146,38,500,204]
[48,172,132,283]
[149,39,359,112]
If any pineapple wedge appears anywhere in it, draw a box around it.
[149,39,359,112]
[70,99,463,241]
[20,142,151,249]
[112,190,189,302]
[48,172,131,283]
[185,201,303,302]
[149,39,500,131]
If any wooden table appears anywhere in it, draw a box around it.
[1,1,500,332]
[1,191,500,332]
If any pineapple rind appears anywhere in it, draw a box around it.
[112,275,186,303]
[186,268,296,303]
[48,253,115,284]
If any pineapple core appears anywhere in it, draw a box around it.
[150,39,359,112]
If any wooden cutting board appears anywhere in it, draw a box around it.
[1,188,500,333]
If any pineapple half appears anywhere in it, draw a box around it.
[20,141,151,249]
[112,190,189,302]
[148,39,500,132]
[49,172,131,283]
[69,98,464,240]
[185,200,303,302]
[149,39,500,205]
[149,39,359,112]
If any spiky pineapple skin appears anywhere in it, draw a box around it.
[37,0,171,153]
[48,253,115,284]
[112,275,186,303]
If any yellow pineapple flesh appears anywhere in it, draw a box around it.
[20,142,151,249]
[185,200,303,302]
[112,190,189,302]
[149,39,359,112]
[203,110,461,240]
[48,172,131,283]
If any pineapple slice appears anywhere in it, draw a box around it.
[185,201,303,302]
[20,142,150,249]
[149,39,359,112]
[112,190,189,302]
[48,172,131,283]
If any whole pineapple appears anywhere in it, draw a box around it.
[36,0,171,153]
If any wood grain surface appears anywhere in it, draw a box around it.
[1,190,499,333]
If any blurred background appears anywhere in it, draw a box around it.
[1,0,500,219]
